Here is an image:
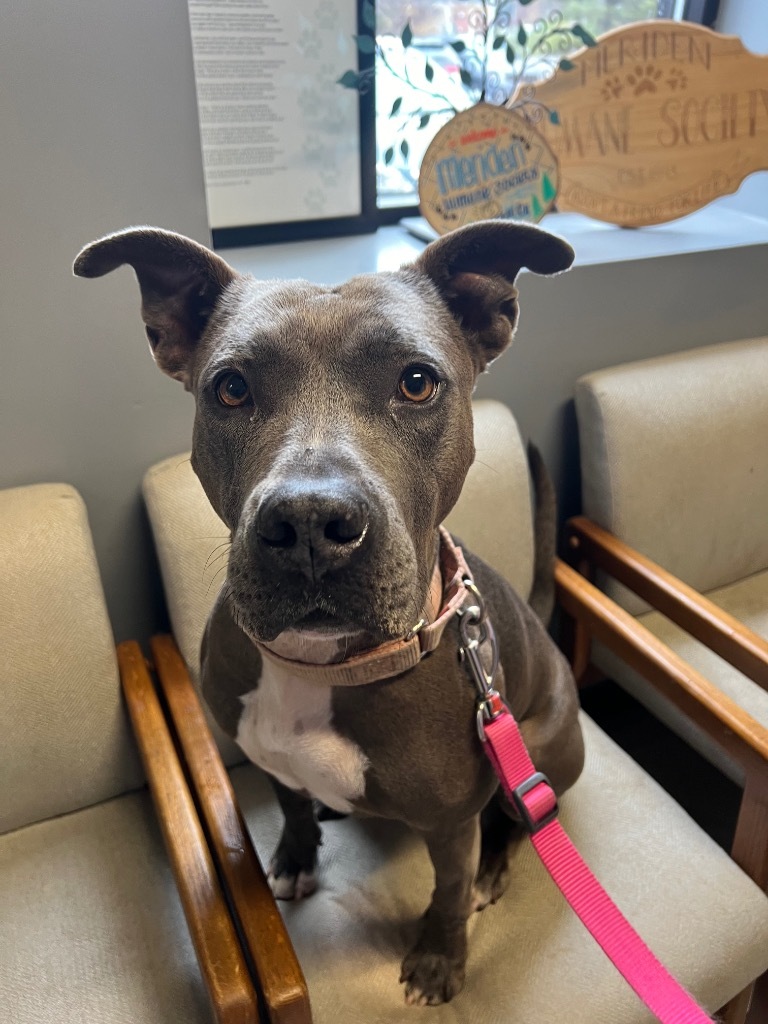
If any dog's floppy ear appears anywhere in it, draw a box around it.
[409,221,574,370]
[74,227,238,386]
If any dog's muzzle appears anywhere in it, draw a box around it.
[228,468,422,642]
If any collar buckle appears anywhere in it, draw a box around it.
[457,576,505,741]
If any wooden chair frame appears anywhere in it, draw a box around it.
[117,641,261,1024]
[561,516,768,1023]
[117,544,768,1024]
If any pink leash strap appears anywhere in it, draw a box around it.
[482,710,713,1024]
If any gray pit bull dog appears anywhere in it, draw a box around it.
[74,221,585,1006]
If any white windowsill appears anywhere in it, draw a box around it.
[536,206,768,267]
[226,202,768,282]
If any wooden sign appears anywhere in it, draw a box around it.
[419,103,559,234]
[516,21,768,226]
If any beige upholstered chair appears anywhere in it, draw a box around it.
[574,338,768,824]
[141,399,768,1024]
[0,483,259,1023]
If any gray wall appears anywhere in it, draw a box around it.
[1,0,209,643]
[475,244,768,521]
[2,1,767,647]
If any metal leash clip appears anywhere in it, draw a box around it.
[457,577,505,741]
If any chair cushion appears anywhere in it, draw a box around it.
[0,791,208,1024]
[0,484,142,834]
[142,400,534,763]
[595,567,768,783]
[575,337,768,615]
[231,714,768,1024]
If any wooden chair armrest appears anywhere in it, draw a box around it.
[556,559,768,892]
[116,641,259,1024]
[566,516,768,691]
[555,559,768,774]
[148,634,312,1024]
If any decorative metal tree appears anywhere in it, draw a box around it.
[338,0,598,170]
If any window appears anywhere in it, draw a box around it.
[369,0,720,218]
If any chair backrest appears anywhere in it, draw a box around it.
[143,400,534,762]
[447,400,534,595]
[576,337,768,613]
[0,484,142,835]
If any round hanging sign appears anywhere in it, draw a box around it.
[418,103,560,235]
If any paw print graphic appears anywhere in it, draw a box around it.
[298,86,324,116]
[313,0,337,30]
[296,27,315,57]
[626,65,663,96]
[601,75,624,101]
[301,135,325,164]
[666,67,688,91]
[319,166,337,188]
[304,188,327,214]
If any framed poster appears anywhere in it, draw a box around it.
[188,0,376,246]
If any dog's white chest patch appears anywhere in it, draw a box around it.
[235,660,369,813]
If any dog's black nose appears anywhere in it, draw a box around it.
[255,481,370,577]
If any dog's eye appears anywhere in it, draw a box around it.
[216,372,251,408]
[398,366,438,404]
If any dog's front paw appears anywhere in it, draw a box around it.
[399,951,465,1007]
[268,842,318,900]
[267,862,318,901]
[267,813,321,900]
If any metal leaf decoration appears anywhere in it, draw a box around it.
[336,3,602,163]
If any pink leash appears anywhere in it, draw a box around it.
[457,578,713,1024]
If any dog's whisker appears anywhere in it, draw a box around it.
[201,566,228,589]
[202,551,229,576]
[472,457,501,476]
[204,541,231,572]
[204,551,230,572]
[205,564,228,596]
[202,557,230,586]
